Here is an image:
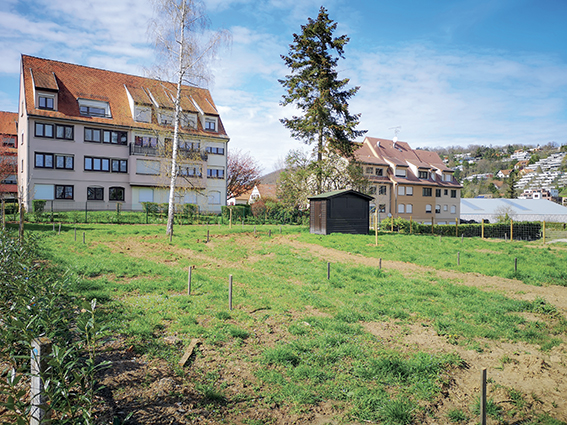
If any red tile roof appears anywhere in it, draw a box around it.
[22,55,227,138]
[0,111,18,135]
[355,136,462,188]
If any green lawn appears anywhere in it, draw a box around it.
[26,223,567,424]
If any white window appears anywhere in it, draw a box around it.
[205,118,217,131]
[135,107,151,123]
[366,167,373,175]
[395,168,406,177]
[207,168,225,179]
[78,99,111,118]
[182,113,198,129]
[451,205,457,214]
[376,168,383,177]
[426,204,432,213]
[398,204,405,213]
[208,191,221,205]
[435,204,441,213]
[38,94,55,110]
[445,174,453,182]
[159,112,174,126]
[398,186,405,195]
[406,187,413,196]
[138,188,154,203]
[444,205,448,211]
[34,184,54,200]
[136,159,160,175]
[406,204,413,213]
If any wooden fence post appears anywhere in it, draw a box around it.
[31,337,52,425]
[229,275,233,311]
[187,266,192,295]
[480,368,487,425]
[542,221,546,244]
[481,219,485,239]
[455,218,458,237]
[83,232,85,244]
[409,216,412,234]
[327,262,331,280]
[510,219,514,242]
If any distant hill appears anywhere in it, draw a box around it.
[260,169,283,185]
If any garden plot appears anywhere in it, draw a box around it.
[35,225,567,424]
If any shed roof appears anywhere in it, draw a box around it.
[309,189,373,201]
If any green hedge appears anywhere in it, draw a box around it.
[380,217,542,241]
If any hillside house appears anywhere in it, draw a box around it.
[18,55,229,213]
[355,137,462,224]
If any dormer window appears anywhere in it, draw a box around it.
[395,168,406,177]
[159,112,174,126]
[205,118,216,131]
[78,99,111,118]
[38,96,54,110]
[419,170,429,179]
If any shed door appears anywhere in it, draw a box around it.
[311,200,322,233]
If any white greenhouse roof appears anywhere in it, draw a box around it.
[460,198,567,223]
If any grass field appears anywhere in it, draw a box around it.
[24,223,567,424]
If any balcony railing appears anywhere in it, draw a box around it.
[130,143,158,156]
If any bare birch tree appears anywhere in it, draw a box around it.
[150,0,230,235]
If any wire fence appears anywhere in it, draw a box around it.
[375,216,567,243]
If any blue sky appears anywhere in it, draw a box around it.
[1,0,566,171]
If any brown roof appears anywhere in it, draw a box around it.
[256,184,277,199]
[22,55,227,138]
[355,136,462,188]
[0,111,18,135]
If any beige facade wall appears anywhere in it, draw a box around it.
[20,115,228,213]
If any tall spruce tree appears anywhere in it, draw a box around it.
[279,7,366,194]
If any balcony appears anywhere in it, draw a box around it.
[130,143,158,157]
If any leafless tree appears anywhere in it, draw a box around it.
[226,149,263,200]
[149,0,230,235]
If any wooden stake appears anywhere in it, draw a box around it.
[327,262,331,280]
[457,251,460,266]
[229,275,233,311]
[510,219,514,242]
[58,223,61,235]
[410,216,412,234]
[207,229,210,243]
[254,225,256,237]
[187,267,192,295]
[179,338,200,367]
[481,219,485,239]
[480,368,487,425]
[375,208,378,246]
[379,258,382,270]
[83,232,85,244]
[514,257,517,273]
[543,221,546,244]
[269,229,271,237]
[455,218,458,237]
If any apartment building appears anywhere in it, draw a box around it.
[18,55,229,213]
[355,137,462,224]
[0,111,18,199]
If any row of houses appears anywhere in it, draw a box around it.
[1,54,463,223]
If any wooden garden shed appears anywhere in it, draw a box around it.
[309,189,373,235]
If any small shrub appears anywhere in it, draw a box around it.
[447,408,469,423]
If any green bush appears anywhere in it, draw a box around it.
[32,199,46,213]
